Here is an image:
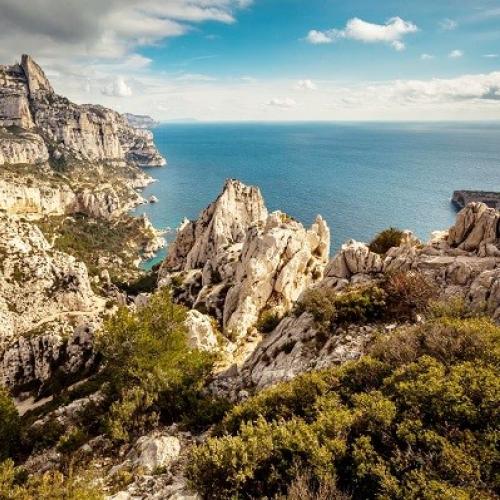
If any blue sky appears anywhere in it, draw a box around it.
[142,0,500,81]
[1,0,500,120]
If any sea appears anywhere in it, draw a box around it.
[133,121,500,269]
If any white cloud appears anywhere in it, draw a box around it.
[439,18,458,31]
[102,76,132,97]
[306,30,333,45]
[483,54,499,58]
[449,49,464,59]
[0,1,251,64]
[421,53,435,60]
[306,17,418,51]
[267,98,297,108]
[295,79,317,91]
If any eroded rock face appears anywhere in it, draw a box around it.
[0,54,165,219]
[0,55,165,167]
[159,180,330,349]
[184,310,218,352]
[448,202,500,256]
[0,214,103,391]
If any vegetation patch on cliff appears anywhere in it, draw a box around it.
[35,214,156,282]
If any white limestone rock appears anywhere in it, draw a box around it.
[184,310,218,352]
[160,180,330,347]
[129,435,181,473]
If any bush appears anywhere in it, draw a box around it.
[187,311,500,499]
[383,270,437,319]
[297,285,386,328]
[96,288,218,441]
[333,285,386,323]
[255,309,282,333]
[295,288,338,324]
[0,459,103,499]
[0,388,20,460]
[368,227,404,255]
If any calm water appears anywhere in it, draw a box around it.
[134,122,500,268]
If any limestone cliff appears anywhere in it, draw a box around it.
[0,55,165,167]
[0,55,165,219]
[159,179,330,361]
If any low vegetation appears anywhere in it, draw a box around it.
[0,388,20,461]
[35,214,155,282]
[187,312,500,499]
[296,270,437,329]
[96,288,227,441]
[0,459,103,499]
[368,227,405,255]
[296,284,387,328]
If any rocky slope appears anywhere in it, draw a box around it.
[0,213,103,394]
[214,201,500,395]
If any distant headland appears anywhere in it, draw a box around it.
[452,190,500,210]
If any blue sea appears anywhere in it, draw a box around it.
[134,122,500,268]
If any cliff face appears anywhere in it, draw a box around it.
[0,55,165,219]
[0,55,165,167]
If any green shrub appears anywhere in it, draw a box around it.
[57,427,88,455]
[0,459,103,499]
[333,285,386,323]
[368,227,404,255]
[96,288,217,441]
[187,312,500,499]
[255,309,282,333]
[0,388,19,460]
[295,288,338,324]
[296,285,386,328]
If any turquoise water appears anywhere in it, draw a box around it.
[134,122,500,268]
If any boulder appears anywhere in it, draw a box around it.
[129,435,181,473]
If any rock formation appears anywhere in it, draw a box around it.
[0,55,165,219]
[452,190,500,210]
[0,55,165,167]
[0,213,103,392]
[213,201,500,395]
[159,179,330,354]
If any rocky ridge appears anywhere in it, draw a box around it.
[0,213,103,394]
[214,201,500,395]
[159,179,330,364]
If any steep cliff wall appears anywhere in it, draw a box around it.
[0,55,165,167]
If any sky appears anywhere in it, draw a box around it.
[1,0,500,121]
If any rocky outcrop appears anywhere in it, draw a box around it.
[0,55,165,220]
[0,128,48,165]
[0,214,103,391]
[0,55,165,167]
[452,190,500,210]
[124,113,160,130]
[448,202,500,256]
[184,310,218,352]
[159,180,330,352]
[212,201,500,395]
